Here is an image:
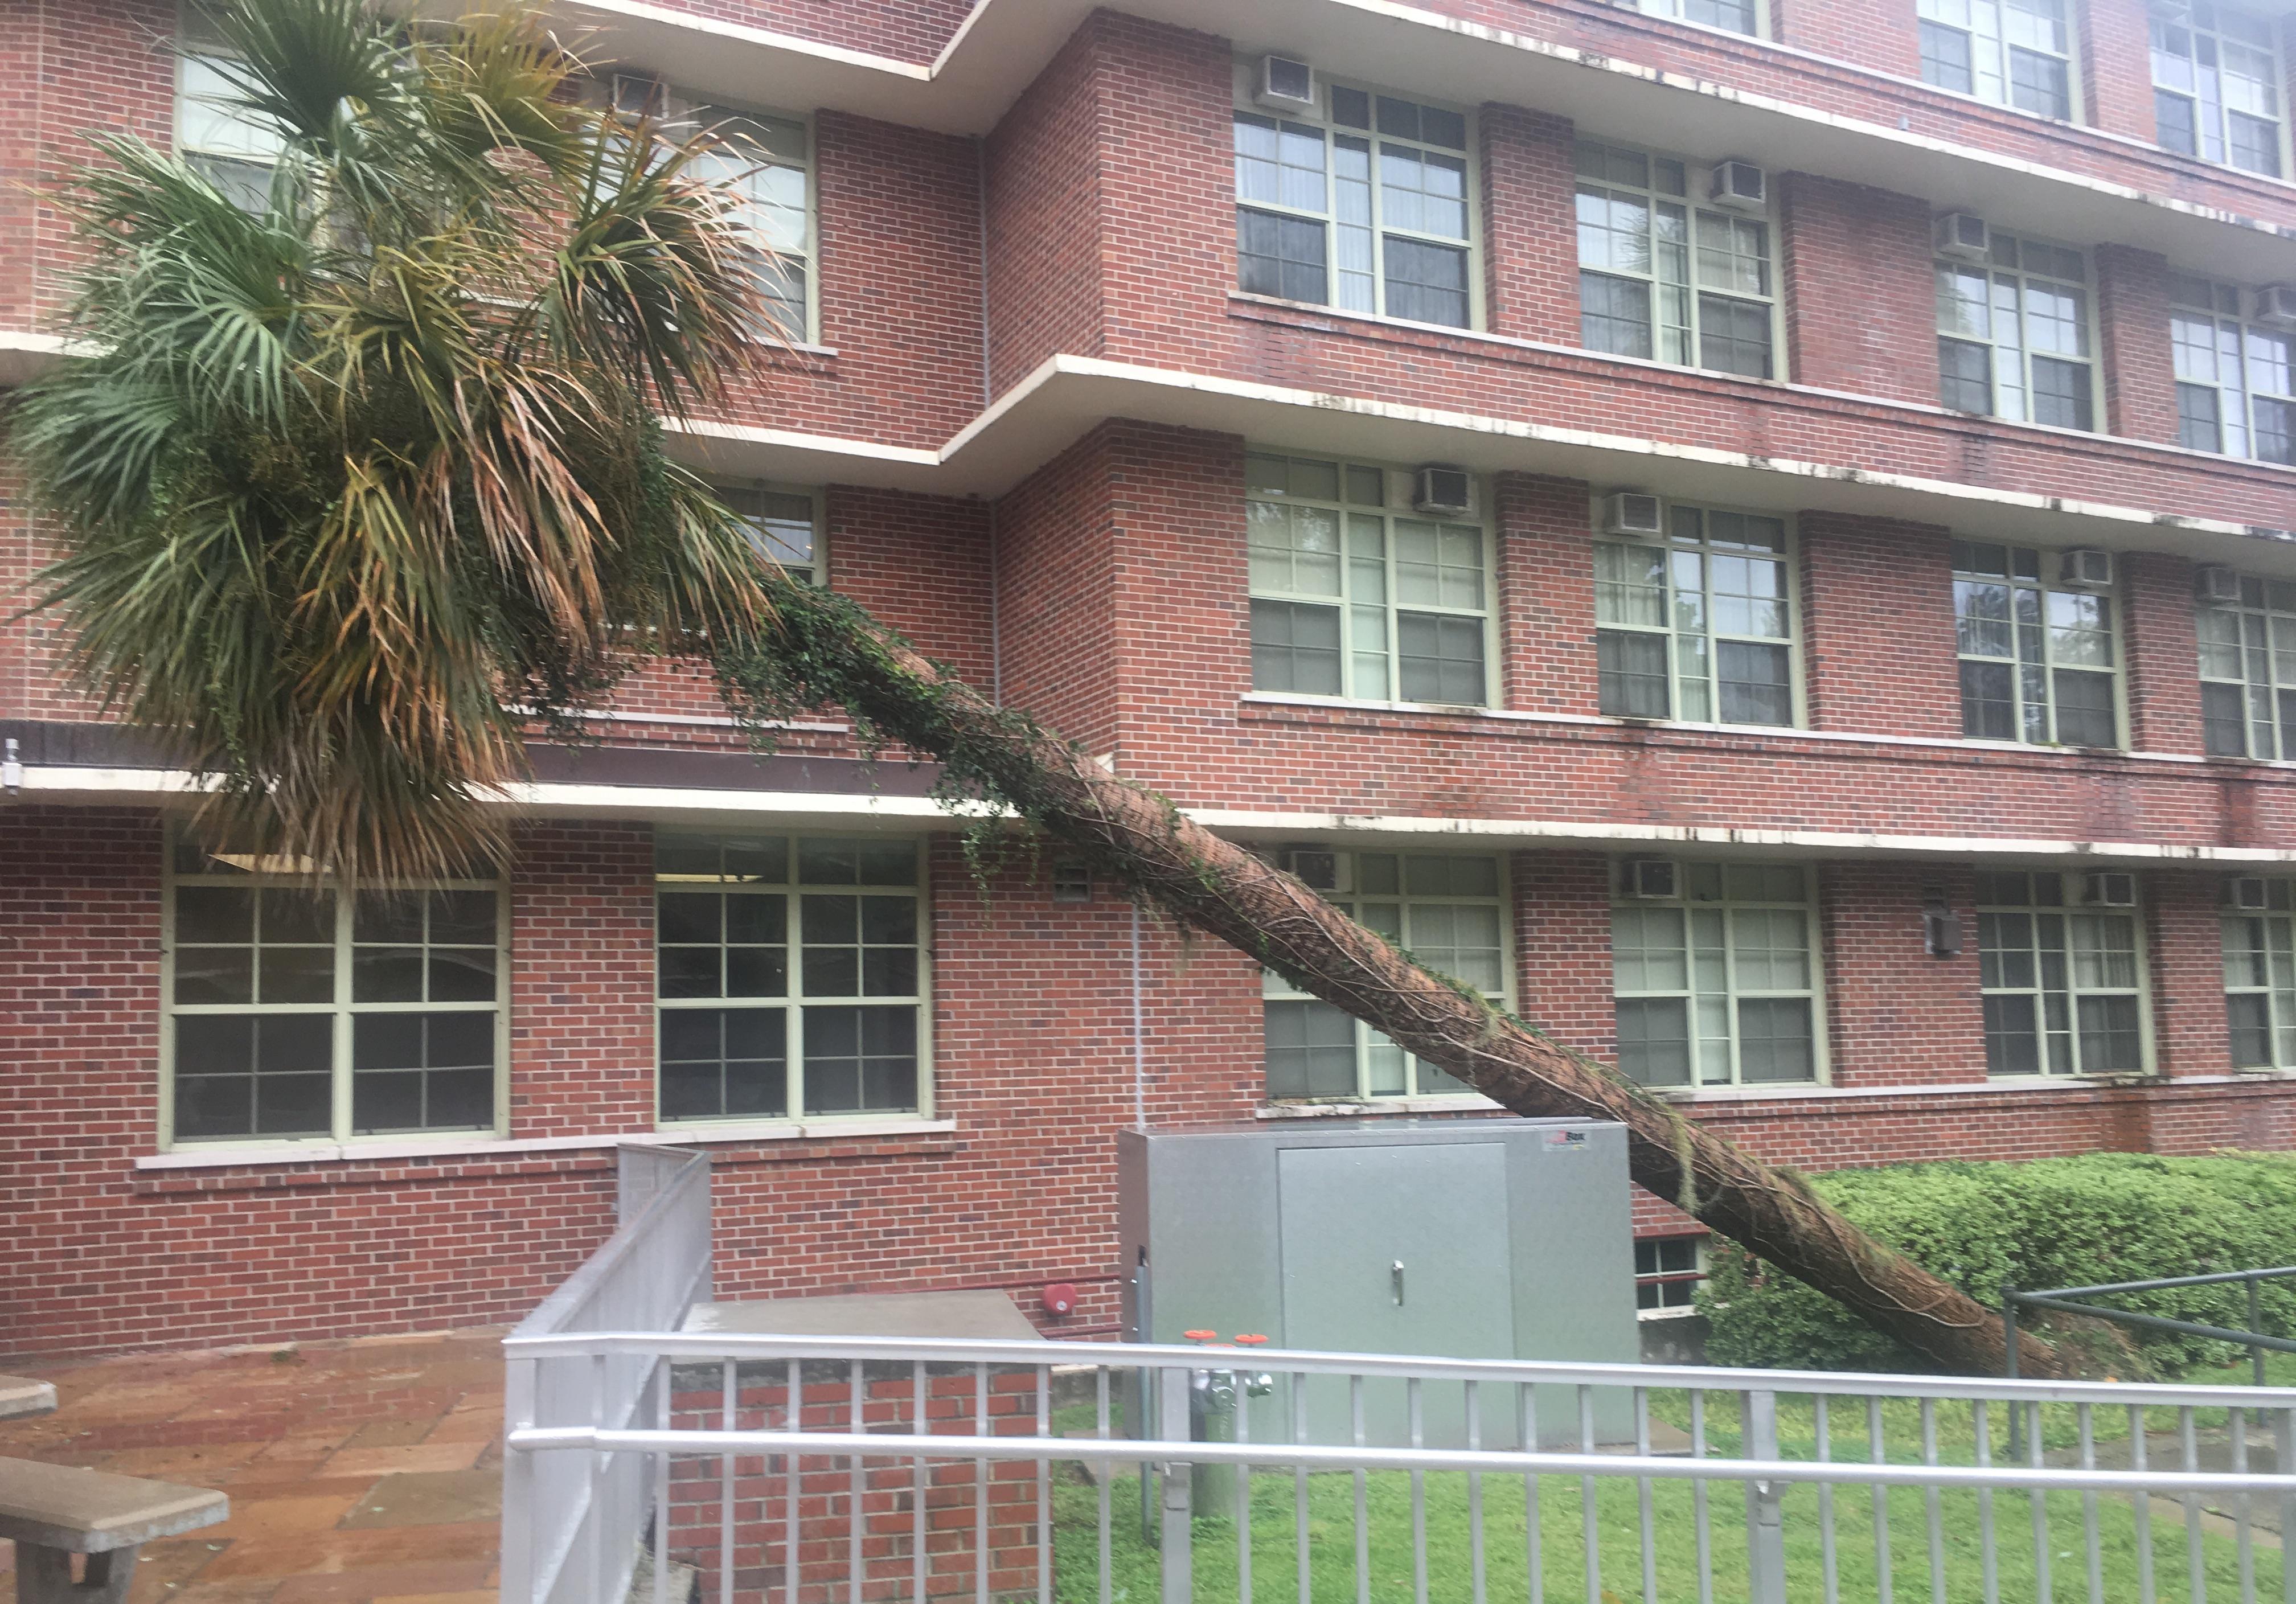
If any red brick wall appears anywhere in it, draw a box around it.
[2121,550,2205,756]
[2094,245,2182,446]
[1797,511,1961,739]
[1481,106,1581,347]
[1818,860,1985,1087]
[2147,867,2236,1080]
[2081,0,2160,143]
[983,19,1110,394]
[1780,173,1938,405]
[1496,474,1603,717]
[1771,0,1923,76]
[1509,851,1617,1057]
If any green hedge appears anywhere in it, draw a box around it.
[1698,1151,2296,1376]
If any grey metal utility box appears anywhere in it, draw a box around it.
[1117,1118,1641,1448]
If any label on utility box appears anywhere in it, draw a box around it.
[1543,1129,1588,1151]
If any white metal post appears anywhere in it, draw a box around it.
[501,1355,540,1604]
[1159,1366,1194,1604]
[1741,1389,1788,1604]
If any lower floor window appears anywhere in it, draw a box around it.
[2224,880,2296,1069]
[1976,871,2145,1076]
[1635,1237,1708,1315]
[1611,860,1820,1088]
[656,832,928,1122]
[1263,851,1504,1101]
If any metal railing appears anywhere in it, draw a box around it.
[501,1327,2296,1604]
[2007,1267,2296,1388]
[500,1144,711,1604]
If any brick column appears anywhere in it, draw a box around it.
[1495,473,1601,717]
[1511,851,1616,1060]
[1778,174,1938,405]
[2145,868,2233,1078]
[1818,861,1988,1088]
[1770,0,1922,76]
[1479,105,1580,346]
[2093,244,2181,445]
[510,820,658,1137]
[1795,511,1962,739]
[2118,550,2205,755]
[2080,0,2159,141]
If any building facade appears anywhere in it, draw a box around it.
[5,0,2296,1359]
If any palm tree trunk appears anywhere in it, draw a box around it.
[720,579,2061,1379]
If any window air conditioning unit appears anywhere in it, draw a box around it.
[2253,284,2296,328]
[2227,875,2271,912]
[1934,211,1992,264]
[2197,564,2244,605]
[1708,159,1767,212]
[1604,492,1665,538]
[1280,846,1342,892]
[1412,465,1474,518]
[612,73,669,118]
[1623,859,1679,900]
[2081,871,2137,908]
[1254,55,1318,113]
[2059,548,2114,589]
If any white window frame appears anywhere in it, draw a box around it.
[1950,540,2125,750]
[654,832,933,1127]
[1635,1237,1711,1318]
[175,36,286,210]
[1261,850,1512,1103]
[2170,276,2296,466]
[1917,0,2080,119]
[2197,571,2296,760]
[1573,140,1784,382]
[159,828,509,1151]
[1245,450,1496,708]
[1592,502,1802,729]
[1633,0,1766,36]
[2150,0,2288,177]
[1975,869,2152,1078]
[1936,233,2100,431]
[2224,878,2296,1069]
[720,481,826,586]
[1609,859,1827,1090]
[1231,66,1483,331]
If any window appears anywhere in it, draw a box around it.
[1635,1238,1709,1315]
[2224,879,2296,1068]
[177,46,284,211]
[1232,77,1474,329]
[2170,277,2296,465]
[723,484,822,584]
[1951,541,2119,748]
[1635,0,1761,34]
[2197,572,2296,758]
[1263,852,1504,1101]
[655,834,926,1123]
[2152,1,2284,175]
[1594,505,1795,727]
[163,832,504,1144]
[1611,860,1821,1089]
[1247,453,1491,705]
[1976,871,2147,1076]
[1575,142,1778,379]
[1917,0,2076,118]
[1937,234,2096,429]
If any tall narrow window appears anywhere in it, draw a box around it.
[1951,541,2120,748]
[165,832,504,1145]
[1262,852,1504,1101]
[1594,505,1795,727]
[2225,879,2296,1068]
[1611,861,1821,1089]
[177,47,285,211]
[656,834,926,1123]
[1917,0,2076,118]
[1247,453,1491,706]
[1937,234,2096,429]
[1576,142,1778,379]
[722,484,822,584]
[2196,572,2296,758]
[1233,80,1474,329]
[2170,277,2296,465]
[1977,871,2147,1076]
[2152,1,2284,175]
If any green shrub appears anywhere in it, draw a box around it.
[1698,1151,2296,1376]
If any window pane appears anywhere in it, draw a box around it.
[803,1006,920,1114]
[1383,237,1469,327]
[1265,999,1361,1098]
[1599,630,1672,718]
[1396,613,1486,704]
[1250,599,1345,694]
[1716,640,1791,725]
[1581,272,1654,359]
[1238,208,1329,305]
[1617,997,1692,1086]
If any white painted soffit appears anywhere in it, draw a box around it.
[674,354,2296,572]
[529,0,2296,282]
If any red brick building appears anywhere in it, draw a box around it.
[5,0,2295,1360]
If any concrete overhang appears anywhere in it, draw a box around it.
[528,0,2296,281]
[675,352,2296,575]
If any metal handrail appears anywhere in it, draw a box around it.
[2004,1263,2296,1388]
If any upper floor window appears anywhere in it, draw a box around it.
[1232,73,1475,330]
[1977,870,2146,1076]
[2197,571,2296,758]
[1918,0,2075,118]
[1612,859,1821,1089]
[177,44,284,211]
[164,831,504,1146]
[1634,0,1761,34]
[1262,851,1501,1101]
[1951,540,2120,748]
[1594,503,1797,727]
[1937,233,2096,430]
[656,834,926,1123]
[2224,877,2296,1068]
[1247,453,1492,707]
[2151,1,2285,175]
[2171,277,2295,465]
[723,483,823,584]
[1575,142,1778,380]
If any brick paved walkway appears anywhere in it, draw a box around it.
[0,1328,507,1604]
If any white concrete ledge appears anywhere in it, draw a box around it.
[134,1118,958,1170]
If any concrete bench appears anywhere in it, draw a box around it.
[0,1458,228,1604]
[0,1376,57,1420]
